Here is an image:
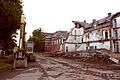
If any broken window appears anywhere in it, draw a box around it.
[88,34,90,39]
[89,46,94,50]
[63,39,66,42]
[105,31,108,39]
[75,30,76,40]
[75,23,77,28]
[86,47,88,50]
[66,46,68,52]
[75,23,81,28]
[114,29,118,39]
[114,19,117,27]
[95,46,97,49]
[82,37,83,43]
[94,24,97,29]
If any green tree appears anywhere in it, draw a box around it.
[0,0,23,50]
[28,28,46,52]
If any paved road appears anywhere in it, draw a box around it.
[0,54,120,80]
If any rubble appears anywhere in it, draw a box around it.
[62,49,115,64]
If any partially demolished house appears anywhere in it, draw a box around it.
[65,12,120,53]
[63,21,87,52]
[45,31,68,52]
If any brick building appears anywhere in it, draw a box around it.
[65,12,120,53]
[45,31,68,52]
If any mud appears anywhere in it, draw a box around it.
[0,53,120,80]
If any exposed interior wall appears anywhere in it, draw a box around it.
[72,28,84,35]
[64,15,120,53]
[103,41,110,50]
[77,44,86,51]
[90,42,103,49]
[65,44,75,52]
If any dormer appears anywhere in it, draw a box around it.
[93,19,97,29]
[75,23,82,28]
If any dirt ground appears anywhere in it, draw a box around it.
[0,53,120,80]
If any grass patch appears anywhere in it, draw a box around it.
[0,63,12,69]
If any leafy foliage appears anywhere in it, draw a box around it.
[28,28,46,52]
[0,0,23,50]
[0,62,12,69]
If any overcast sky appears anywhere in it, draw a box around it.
[22,0,120,40]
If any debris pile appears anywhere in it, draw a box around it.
[85,54,113,64]
[62,49,115,64]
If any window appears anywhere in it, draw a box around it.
[75,30,76,40]
[105,31,108,39]
[63,39,66,42]
[114,30,118,39]
[114,19,117,27]
[59,39,61,44]
[66,46,68,52]
[86,47,88,50]
[95,46,97,49]
[47,42,51,45]
[82,37,83,42]
[94,24,97,29]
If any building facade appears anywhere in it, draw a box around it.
[65,12,120,53]
[64,21,87,52]
[45,31,68,52]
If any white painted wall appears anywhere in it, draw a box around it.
[66,36,75,42]
[72,28,84,35]
[83,31,102,42]
[118,29,120,39]
[103,41,110,50]
[90,42,103,49]
[64,27,84,52]
[116,17,120,27]
[65,44,75,52]
[77,44,86,51]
